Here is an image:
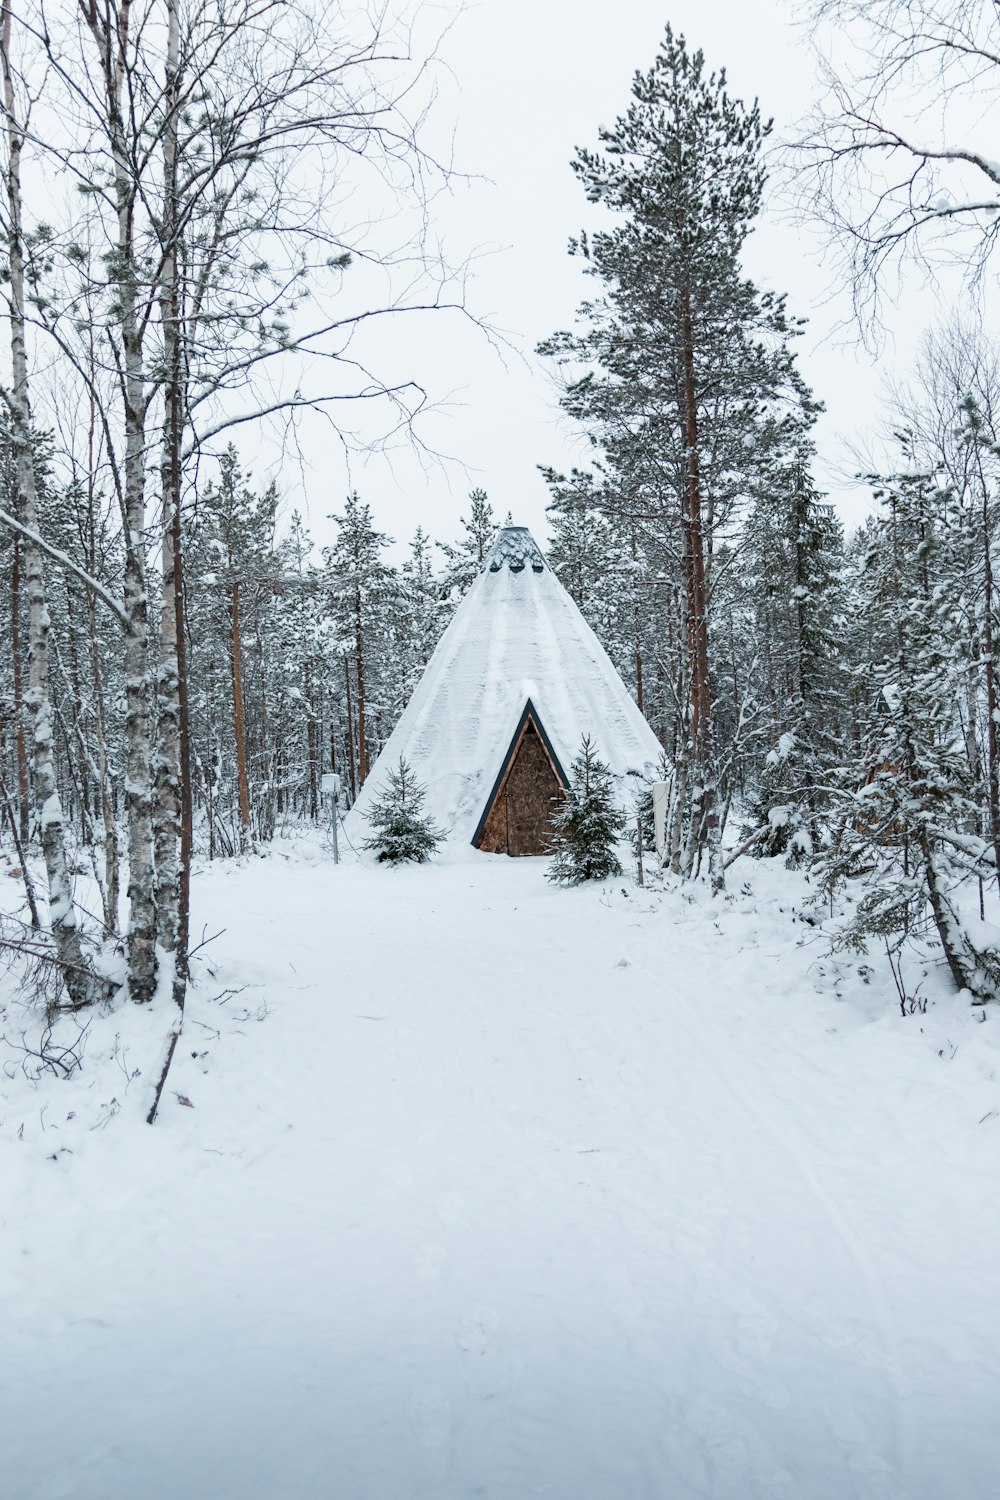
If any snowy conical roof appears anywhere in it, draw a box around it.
[345,525,663,843]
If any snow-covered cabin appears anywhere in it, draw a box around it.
[345,525,663,854]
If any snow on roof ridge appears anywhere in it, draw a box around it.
[484,524,547,575]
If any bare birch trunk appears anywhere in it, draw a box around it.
[80,3,157,999]
[917,822,993,1000]
[980,490,1000,893]
[10,530,29,840]
[119,287,157,999]
[1,0,101,1004]
[80,326,120,937]
[86,539,120,937]
[174,475,192,962]
[153,0,186,1009]
[0,765,39,926]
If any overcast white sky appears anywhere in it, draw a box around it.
[277,0,939,556]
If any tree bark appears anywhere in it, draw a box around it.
[305,666,319,820]
[980,487,1000,892]
[153,0,187,1009]
[630,529,644,712]
[1,0,103,1006]
[345,656,357,801]
[10,529,28,841]
[230,581,251,842]
[84,478,120,938]
[80,1,157,1001]
[678,276,723,891]
[354,586,369,783]
[175,484,192,963]
[0,765,39,927]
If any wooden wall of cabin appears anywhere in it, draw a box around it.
[477,720,562,856]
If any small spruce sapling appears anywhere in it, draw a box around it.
[548,736,625,885]
[363,757,442,864]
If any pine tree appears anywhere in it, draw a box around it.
[548,737,626,885]
[271,510,327,826]
[438,488,498,600]
[544,468,611,611]
[740,437,848,861]
[539,25,815,891]
[362,757,443,864]
[398,526,446,688]
[323,493,398,790]
[544,467,659,720]
[186,447,281,850]
[817,454,1000,1003]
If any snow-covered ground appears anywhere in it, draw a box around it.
[2,839,999,1500]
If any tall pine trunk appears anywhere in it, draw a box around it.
[230,580,251,843]
[354,586,369,783]
[345,658,357,801]
[678,276,723,891]
[630,530,644,711]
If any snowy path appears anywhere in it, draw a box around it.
[3,848,1000,1499]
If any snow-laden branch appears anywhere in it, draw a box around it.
[0,507,127,628]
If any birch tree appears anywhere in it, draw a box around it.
[0,0,105,1006]
[0,0,471,1018]
[799,0,1000,319]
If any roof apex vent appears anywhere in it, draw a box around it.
[483,524,547,575]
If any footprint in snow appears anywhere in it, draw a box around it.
[458,1303,497,1343]
[604,1264,646,1327]
[457,1306,512,1398]
[406,1385,452,1452]
[414,1243,446,1284]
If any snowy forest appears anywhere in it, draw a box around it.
[3,4,1000,1495]
[3,1,1000,1015]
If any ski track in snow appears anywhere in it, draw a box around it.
[2,844,999,1500]
[643,960,912,1498]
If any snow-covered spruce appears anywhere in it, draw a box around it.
[548,737,625,885]
[362,756,443,864]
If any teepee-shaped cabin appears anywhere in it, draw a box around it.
[345,526,662,854]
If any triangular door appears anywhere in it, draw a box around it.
[473,700,568,856]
